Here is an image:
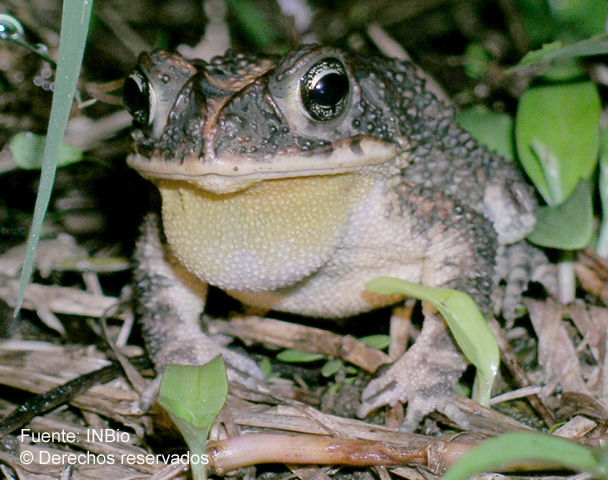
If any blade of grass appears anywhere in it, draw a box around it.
[14,0,94,317]
[516,36,608,68]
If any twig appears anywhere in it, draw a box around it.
[488,317,555,427]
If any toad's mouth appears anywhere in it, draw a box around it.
[127,136,399,194]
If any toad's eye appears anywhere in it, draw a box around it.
[300,58,349,121]
[123,68,156,127]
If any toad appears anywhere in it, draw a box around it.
[124,45,537,428]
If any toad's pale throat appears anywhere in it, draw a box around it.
[156,174,370,292]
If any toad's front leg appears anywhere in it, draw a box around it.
[358,185,498,429]
[134,214,263,387]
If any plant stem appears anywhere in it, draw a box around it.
[206,433,476,475]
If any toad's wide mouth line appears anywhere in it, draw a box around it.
[128,158,383,194]
[127,136,400,186]
[128,156,382,180]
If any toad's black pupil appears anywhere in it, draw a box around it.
[301,58,349,121]
[123,74,149,126]
[310,72,348,107]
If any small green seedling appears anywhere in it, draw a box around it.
[158,357,229,480]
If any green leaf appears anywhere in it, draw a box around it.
[224,0,279,48]
[515,81,600,206]
[321,359,344,377]
[597,128,608,257]
[517,36,608,68]
[456,106,514,159]
[365,278,498,406]
[527,179,592,249]
[443,432,607,480]
[159,358,228,428]
[463,42,491,79]
[9,132,82,169]
[326,383,341,395]
[15,0,93,317]
[359,334,392,350]
[529,138,564,202]
[158,357,228,480]
[518,40,564,65]
[277,349,325,363]
[549,1,608,39]
[259,358,275,378]
[539,61,586,82]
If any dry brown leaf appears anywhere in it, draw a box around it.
[526,299,590,395]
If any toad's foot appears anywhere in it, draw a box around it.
[358,314,467,430]
[134,214,264,388]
